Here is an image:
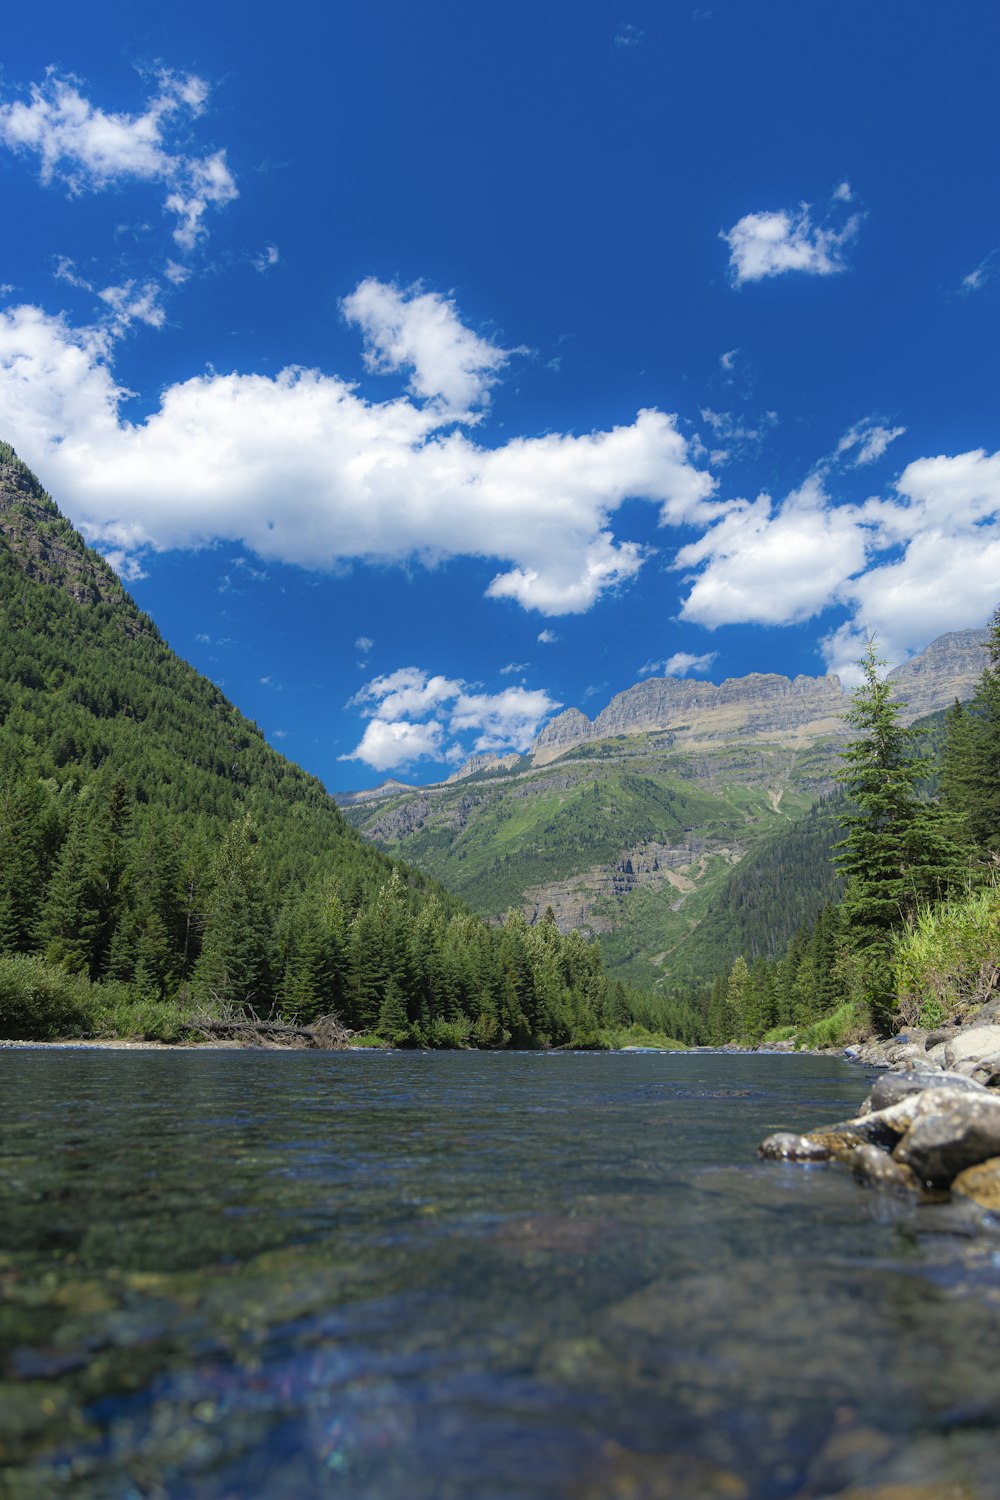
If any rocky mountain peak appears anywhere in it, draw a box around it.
[530,632,990,765]
[0,443,139,617]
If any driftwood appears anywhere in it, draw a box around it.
[187,1003,352,1050]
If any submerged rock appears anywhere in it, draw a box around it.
[844,1144,921,1195]
[758,1132,833,1162]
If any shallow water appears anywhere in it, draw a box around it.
[1,1050,999,1499]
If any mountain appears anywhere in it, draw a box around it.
[0,443,643,1047]
[341,633,988,990]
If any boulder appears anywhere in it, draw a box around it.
[758,1132,832,1162]
[862,1070,987,1114]
[943,1024,1000,1068]
[950,1156,1000,1213]
[844,1143,921,1194]
[893,1089,1000,1189]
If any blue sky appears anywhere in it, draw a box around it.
[2,1,999,790]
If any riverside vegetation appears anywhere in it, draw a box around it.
[2,437,999,1055]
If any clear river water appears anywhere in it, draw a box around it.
[1,1049,999,1500]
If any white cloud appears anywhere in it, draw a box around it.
[342,667,561,769]
[536,629,558,643]
[614,24,645,47]
[676,476,868,628]
[722,196,862,285]
[341,277,518,413]
[350,667,463,722]
[696,407,777,466]
[500,660,528,675]
[253,244,279,273]
[0,68,237,250]
[835,418,905,467]
[639,651,717,678]
[672,443,1000,679]
[961,251,1000,295]
[450,686,562,752]
[0,287,716,617]
[719,348,738,373]
[98,279,165,331]
[53,256,92,291]
[341,717,444,773]
[98,546,146,582]
[355,635,374,654]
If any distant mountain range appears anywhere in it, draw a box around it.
[340,629,987,990]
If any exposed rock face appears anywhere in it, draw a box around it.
[533,708,594,757]
[0,455,130,613]
[445,751,520,784]
[529,631,990,766]
[334,778,414,807]
[887,629,989,719]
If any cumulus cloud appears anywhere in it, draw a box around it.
[835,418,905,467]
[342,717,445,773]
[0,68,237,250]
[349,667,463,722]
[341,666,561,769]
[0,286,717,616]
[960,251,1000,295]
[722,193,862,285]
[677,476,867,628]
[639,651,717,678]
[341,277,520,413]
[500,661,528,675]
[673,446,1000,682]
[537,629,558,643]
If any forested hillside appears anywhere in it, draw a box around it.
[0,444,664,1047]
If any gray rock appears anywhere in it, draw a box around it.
[845,1143,921,1194]
[944,1024,1000,1068]
[924,1041,951,1065]
[924,1025,961,1049]
[893,1089,1000,1189]
[971,1058,1000,1088]
[863,1070,988,1114]
[882,1038,927,1067]
[758,1132,832,1162]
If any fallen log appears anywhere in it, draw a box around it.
[186,1004,352,1050]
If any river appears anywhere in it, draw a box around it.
[1,1049,998,1498]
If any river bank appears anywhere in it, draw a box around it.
[760,994,1000,1218]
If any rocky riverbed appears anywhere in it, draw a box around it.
[761,996,1000,1219]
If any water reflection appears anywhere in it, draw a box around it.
[1,1050,998,1497]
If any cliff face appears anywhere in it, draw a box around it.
[531,671,847,762]
[887,629,989,719]
[529,632,991,764]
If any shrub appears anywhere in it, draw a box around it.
[893,885,1000,1028]
[0,954,94,1039]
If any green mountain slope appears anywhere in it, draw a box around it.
[342,732,846,989]
[0,444,645,1046]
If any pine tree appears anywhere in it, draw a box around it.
[834,637,965,1025]
[194,817,273,1011]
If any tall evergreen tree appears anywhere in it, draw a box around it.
[834,638,965,1026]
